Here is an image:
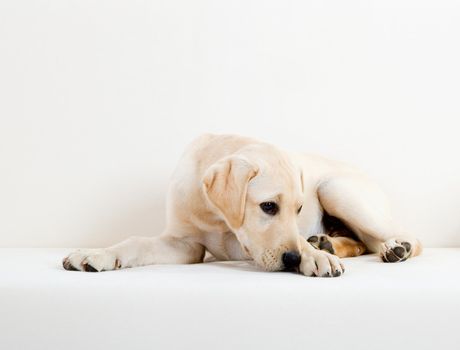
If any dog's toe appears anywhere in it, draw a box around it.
[62,257,78,271]
[332,268,342,277]
[300,249,344,277]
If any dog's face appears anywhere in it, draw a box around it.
[203,149,303,271]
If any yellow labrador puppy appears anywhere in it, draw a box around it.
[63,134,422,277]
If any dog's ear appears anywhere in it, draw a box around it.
[202,156,259,229]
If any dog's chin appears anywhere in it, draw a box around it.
[253,259,283,272]
[261,264,298,273]
[246,248,283,272]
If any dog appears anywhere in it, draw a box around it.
[63,134,422,277]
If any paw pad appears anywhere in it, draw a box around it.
[381,241,412,263]
[307,234,335,254]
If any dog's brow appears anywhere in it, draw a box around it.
[256,193,281,203]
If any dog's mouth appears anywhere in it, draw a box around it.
[242,244,251,257]
[241,244,286,272]
[253,258,284,272]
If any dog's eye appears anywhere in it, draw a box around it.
[260,202,279,216]
[297,205,303,214]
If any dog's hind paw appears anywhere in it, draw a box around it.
[381,239,412,263]
[307,234,335,254]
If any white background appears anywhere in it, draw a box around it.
[0,0,459,248]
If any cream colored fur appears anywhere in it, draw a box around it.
[63,134,421,277]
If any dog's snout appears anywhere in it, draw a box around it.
[282,251,301,269]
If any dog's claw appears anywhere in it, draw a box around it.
[82,263,98,272]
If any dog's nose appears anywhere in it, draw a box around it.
[282,251,301,269]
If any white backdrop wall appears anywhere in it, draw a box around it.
[1,1,459,248]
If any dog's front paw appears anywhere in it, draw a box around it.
[62,249,121,272]
[381,239,412,263]
[300,249,344,277]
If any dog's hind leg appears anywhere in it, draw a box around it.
[62,234,205,272]
[317,175,422,262]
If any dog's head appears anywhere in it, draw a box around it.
[202,146,303,271]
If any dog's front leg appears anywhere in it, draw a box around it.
[299,238,345,277]
[63,235,205,272]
